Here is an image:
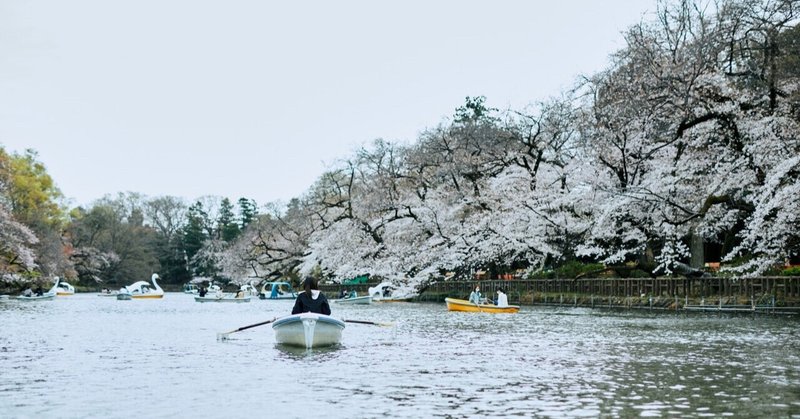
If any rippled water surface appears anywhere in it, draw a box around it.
[1,293,799,418]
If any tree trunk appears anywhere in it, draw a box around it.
[690,232,704,269]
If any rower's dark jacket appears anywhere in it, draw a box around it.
[291,291,332,315]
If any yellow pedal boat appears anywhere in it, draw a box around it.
[445,297,520,313]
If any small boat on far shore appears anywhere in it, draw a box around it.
[16,278,60,301]
[259,282,298,300]
[118,274,164,299]
[272,313,345,348]
[56,280,75,296]
[333,295,372,305]
[97,288,118,297]
[445,297,520,313]
[194,294,251,303]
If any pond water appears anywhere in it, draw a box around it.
[1,293,798,418]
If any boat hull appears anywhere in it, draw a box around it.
[333,296,372,305]
[445,298,520,313]
[373,297,413,303]
[194,296,250,303]
[116,293,132,300]
[130,294,164,299]
[272,313,345,348]
[15,294,56,301]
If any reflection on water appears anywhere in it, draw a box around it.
[274,344,343,361]
[0,294,798,418]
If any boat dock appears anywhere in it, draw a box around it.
[418,276,800,314]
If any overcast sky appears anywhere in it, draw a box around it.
[0,0,658,208]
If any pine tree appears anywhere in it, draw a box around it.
[218,198,240,242]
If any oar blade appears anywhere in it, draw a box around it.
[216,317,277,342]
[343,319,395,327]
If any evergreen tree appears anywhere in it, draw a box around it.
[237,197,258,230]
[218,198,240,242]
[183,201,208,269]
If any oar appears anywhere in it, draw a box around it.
[217,317,277,341]
[343,319,394,327]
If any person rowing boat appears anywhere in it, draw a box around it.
[291,277,331,315]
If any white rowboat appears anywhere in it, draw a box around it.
[333,295,372,305]
[272,313,345,348]
[194,294,251,303]
[16,278,60,301]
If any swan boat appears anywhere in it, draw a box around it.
[16,278,60,301]
[56,280,76,296]
[444,297,520,313]
[272,313,345,348]
[333,295,372,305]
[239,284,259,297]
[117,274,164,299]
[368,281,416,302]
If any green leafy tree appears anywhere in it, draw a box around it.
[0,148,71,279]
[66,194,159,285]
[454,96,498,124]
[145,196,190,284]
[183,201,209,274]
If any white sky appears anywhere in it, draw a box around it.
[0,0,658,208]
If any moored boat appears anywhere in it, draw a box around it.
[272,313,345,348]
[333,295,372,305]
[445,297,520,313]
[118,273,164,299]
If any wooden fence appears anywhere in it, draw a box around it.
[425,277,797,297]
[419,277,800,311]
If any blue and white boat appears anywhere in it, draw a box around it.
[272,313,345,348]
[16,278,60,301]
[259,281,298,300]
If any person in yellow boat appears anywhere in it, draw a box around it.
[468,285,482,305]
[496,288,509,307]
[291,277,332,315]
